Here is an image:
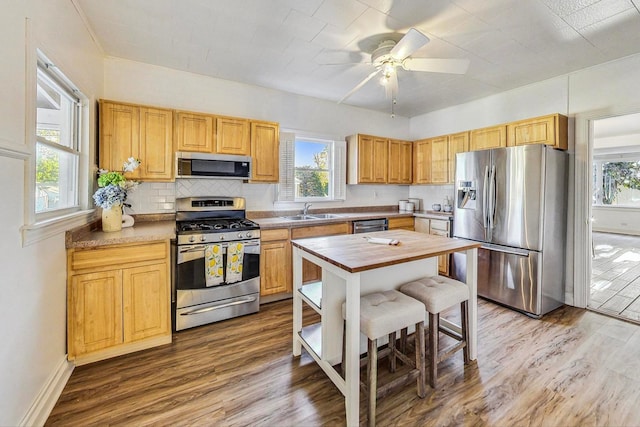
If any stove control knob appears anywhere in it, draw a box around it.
[219,235,225,241]
[246,232,252,238]
[188,236,195,243]
[200,236,206,242]
[237,232,244,239]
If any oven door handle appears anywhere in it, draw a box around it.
[179,296,258,316]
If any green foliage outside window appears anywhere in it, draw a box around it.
[296,145,329,198]
[602,161,640,204]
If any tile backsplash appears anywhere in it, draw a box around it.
[125,179,451,214]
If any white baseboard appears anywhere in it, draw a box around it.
[20,356,74,427]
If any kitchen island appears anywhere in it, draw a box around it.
[291,229,480,426]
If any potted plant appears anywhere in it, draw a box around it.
[93,157,140,232]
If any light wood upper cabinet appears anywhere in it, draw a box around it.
[67,241,171,365]
[413,136,448,184]
[99,101,141,179]
[430,136,449,184]
[174,111,214,153]
[413,139,432,184]
[250,120,280,183]
[99,101,173,181]
[139,107,173,180]
[347,134,388,184]
[507,114,568,150]
[216,116,250,155]
[448,131,469,183]
[470,125,507,151]
[388,139,413,184]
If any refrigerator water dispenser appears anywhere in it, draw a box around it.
[457,180,476,209]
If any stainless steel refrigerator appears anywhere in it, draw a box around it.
[452,144,568,317]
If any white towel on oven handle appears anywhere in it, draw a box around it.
[226,242,244,284]
[205,244,224,287]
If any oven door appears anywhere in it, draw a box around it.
[177,240,260,289]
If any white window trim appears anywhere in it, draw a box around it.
[277,130,346,203]
[592,151,640,208]
[22,45,94,246]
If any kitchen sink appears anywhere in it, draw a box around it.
[280,213,344,221]
[280,214,318,221]
[307,213,343,219]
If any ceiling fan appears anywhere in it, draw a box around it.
[337,28,470,105]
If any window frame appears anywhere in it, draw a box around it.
[21,49,93,246]
[592,150,640,208]
[278,131,346,203]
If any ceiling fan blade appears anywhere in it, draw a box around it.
[338,69,381,104]
[390,28,430,60]
[402,58,470,74]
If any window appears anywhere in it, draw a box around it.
[35,58,82,218]
[279,133,346,202]
[592,154,640,207]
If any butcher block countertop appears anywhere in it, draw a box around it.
[291,229,480,273]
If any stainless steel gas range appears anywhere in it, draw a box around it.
[173,197,260,331]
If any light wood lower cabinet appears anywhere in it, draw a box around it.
[292,223,350,283]
[260,228,292,296]
[67,241,171,365]
[388,216,415,231]
[414,217,450,276]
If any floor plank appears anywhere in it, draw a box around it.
[47,299,640,426]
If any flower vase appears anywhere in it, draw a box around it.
[102,204,123,232]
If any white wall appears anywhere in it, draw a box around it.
[0,1,103,425]
[104,58,413,212]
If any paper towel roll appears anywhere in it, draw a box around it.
[122,214,135,228]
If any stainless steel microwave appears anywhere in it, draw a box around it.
[175,152,252,179]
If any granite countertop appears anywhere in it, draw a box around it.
[66,216,175,249]
[291,229,477,273]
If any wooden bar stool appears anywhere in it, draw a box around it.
[341,290,426,427]
[400,276,470,389]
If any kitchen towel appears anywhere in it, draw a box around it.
[205,244,224,287]
[226,242,244,284]
[366,237,400,246]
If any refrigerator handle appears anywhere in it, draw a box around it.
[489,164,497,231]
[482,165,490,238]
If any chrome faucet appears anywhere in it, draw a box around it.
[303,202,312,215]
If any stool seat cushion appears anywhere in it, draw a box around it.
[400,276,469,314]
[342,290,424,339]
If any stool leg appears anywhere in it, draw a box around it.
[429,312,439,389]
[389,331,397,373]
[400,328,408,354]
[415,321,426,398]
[461,301,470,364]
[367,338,378,427]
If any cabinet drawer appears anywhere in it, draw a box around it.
[429,219,450,233]
[388,217,415,229]
[430,229,449,237]
[291,223,349,239]
[261,228,290,242]
[70,242,168,271]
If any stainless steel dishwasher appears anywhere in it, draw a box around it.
[352,218,389,233]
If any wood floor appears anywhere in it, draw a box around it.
[590,231,640,321]
[47,298,640,426]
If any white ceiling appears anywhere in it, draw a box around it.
[76,0,640,117]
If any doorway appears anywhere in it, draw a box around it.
[588,112,640,321]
